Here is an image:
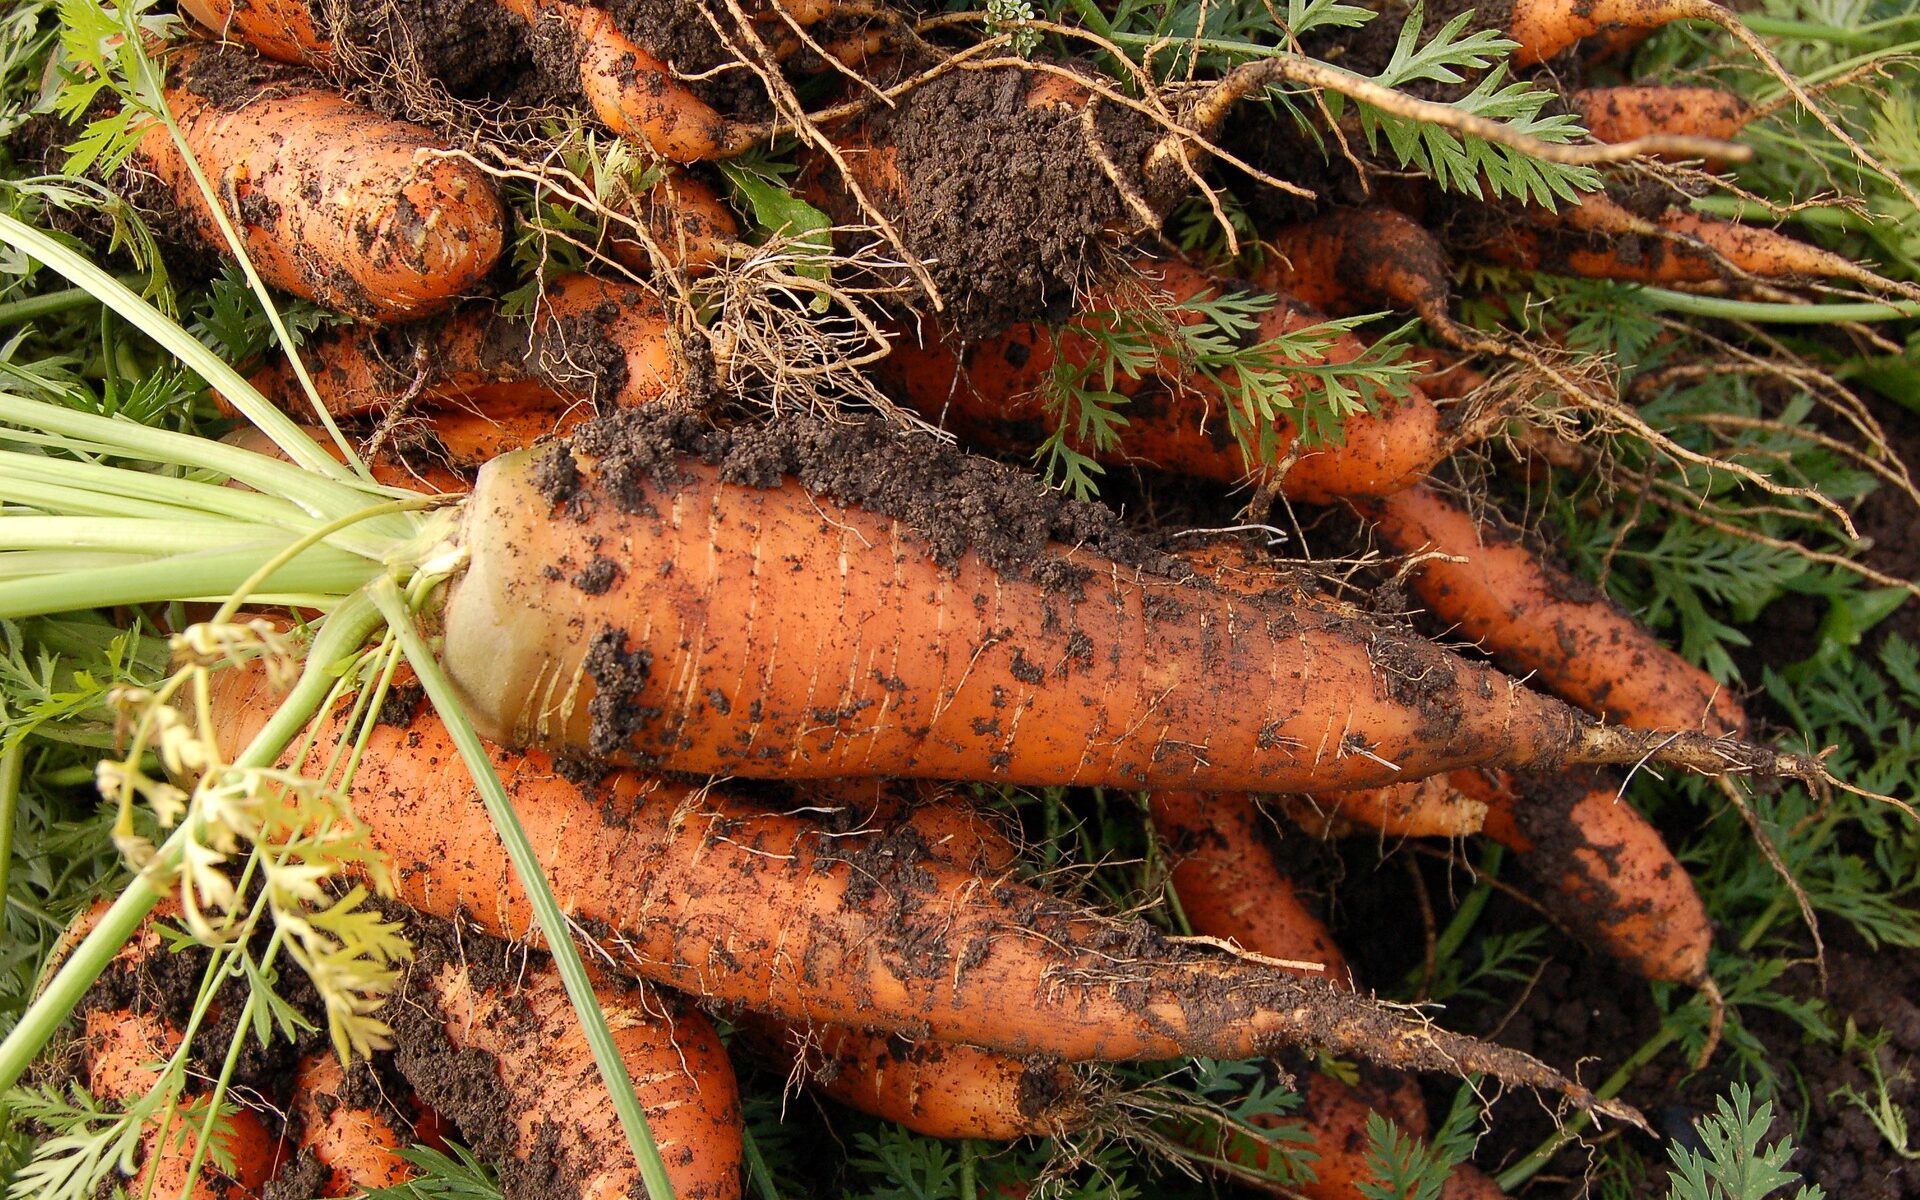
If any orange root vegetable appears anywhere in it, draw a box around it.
[1253,207,1454,330]
[1275,776,1488,840]
[1571,85,1755,148]
[1361,481,1748,735]
[500,0,758,162]
[238,274,680,420]
[877,258,1449,503]
[205,670,1632,1109]
[741,1015,1087,1139]
[1456,768,1713,986]
[288,1055,418,1197]
[62,904,283,1200]
[1489,193,1877,287]
[136,44,506,321]
[393,928,745,1200]
[178,0,331,65]
[1148,790,1351,985]
[1507,0,1712,65]
[606,171,741,274]
[432,415,1806,793]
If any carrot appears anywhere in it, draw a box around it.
[498,0,759,162]
[1489,193,1878,287]
[1146,793,1507,1199]
[428,414,1805,792]
[739,1015,1087,1140]
[1507,0,1709,65]
[392,919,745,1200]
[878,258,1449,503]
[237,274,680,420]
[1274,776,1487,840]
[1571,85,1754,148]
[1253,207,1454,331]
[1360,481,1748,736]
[203,663,1634,1110]
[1455,768,1713,987]
[602,170,741,275]
[178,0,331,66]
[1148,790,1351,985]
[287,1054,418,1197]
[59,904,283,1200]
[135,44,507,321]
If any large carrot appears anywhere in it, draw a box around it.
[238,274,681,420]
[1361,481,1748,736]
[135,44,506,321]
[389,918,745,1200]
[429,414,1805,791]
[203,665,1633,1110]
[877,258,1448,504]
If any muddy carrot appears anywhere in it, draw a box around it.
[1254,207,1455,331]
[287,1054,418,1197]
[135,44,506,321]
[1571,85,1754,148]
[1361,481,1748,735]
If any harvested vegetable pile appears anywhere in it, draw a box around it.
[2,0,1919,1198]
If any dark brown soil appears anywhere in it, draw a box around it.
[823,65,1164,338]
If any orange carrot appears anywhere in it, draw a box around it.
[427,415,1801,793]
[394,924,745,1200]
[203,662,1630,1108]
[1274,776,1487,841]
[1254,207,1454,330]
[1507,0,1714,66]
[238,274,680,419]
[178,0,331,65]
[1571,85,1754,148]
[878,258,1449,503]
[135,44,506,320]
[287,1054,417,1197]
[1361,481,1748,735]
[1456,768,1713,987]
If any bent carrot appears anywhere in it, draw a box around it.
[1457,768,1713,987]
[878,258,1449,503]
[1361,481,1748,735]
[1571,85,1754,148]
[204,665,1629,1109]
[288,1054,417,1197]
[135,44,506,321]
[238,274,680,419]
[431,416,1803,792]
[395,926,745,1200]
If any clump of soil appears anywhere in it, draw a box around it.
[829,65,1164,338]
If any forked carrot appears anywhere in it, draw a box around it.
[136,44,506,320]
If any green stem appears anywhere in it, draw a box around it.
[1638,289,1920,323]
[1738,14,1889,45]
[0,744,22,918]
[1495,1022,1683,1190]
[0,592,384,1095]
[370,578,678,1200]
[0,286,102,328]
[741,1123,783,1200]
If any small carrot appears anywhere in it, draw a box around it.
[238,274,681,420]
[1571,85,1754,149]
[878,258,1449,503]
[135,44,507,321]
[1253,207,1454,331]
[1361,481,1748,735]
[204,662,1634,1111]
[1274,776,1487,841]
[393,920,746,1200]
[287,1053,418,1197]
[178,0,332,66]
[1455,768,1714,987]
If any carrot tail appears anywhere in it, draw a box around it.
[1461,768,1713,986]
[389,913,746,1200]
[1363,482,1749,736]
[138,44,505,321]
